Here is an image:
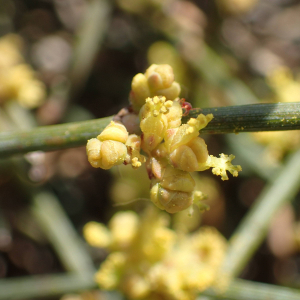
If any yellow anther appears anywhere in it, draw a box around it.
[153,110,159,117]
[160,106,168,114]
[165,100,173,107]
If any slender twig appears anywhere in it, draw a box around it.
[69,0,111,99]
[187,102,300,134]
[203,278,300,300]
[0,102,299,158]
[226,134,281,181]
[0,274,96,300]
[31,190,96,275]
[0,116,112,157]
[0,274,299,300]
[218,148,300,279]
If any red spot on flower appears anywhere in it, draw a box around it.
[180,98,193,116]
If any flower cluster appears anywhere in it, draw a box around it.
[86,64,241,213]
[0,34,46,108]
[83,207,227,300]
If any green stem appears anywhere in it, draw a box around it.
[0,102,299,157]
[203,278,300,300]
[187,102,300,134]
[0,116,112,157]
[218,148,300,279]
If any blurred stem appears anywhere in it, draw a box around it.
[0,102,300,157]
[0,276,299,300]
[0,274,96,300]
[69,0,111,99]
[218,148,300,279]
[202,279,300,300]
[4,101,37,130]
[225,134,281,181]
[31,190,96,275]
[49,0,111,116]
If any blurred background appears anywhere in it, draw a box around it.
[1,0,300,299]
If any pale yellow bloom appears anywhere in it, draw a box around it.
[0,34,23,69]
[122,274,151,299]
[109,211,139,250]
[85,207,228,300]
[0,34,46,108]
[83,221,111,248]
[190,227,227,268]
[0,64,46,108]
[267,67,300,103]
[95,252,126,290]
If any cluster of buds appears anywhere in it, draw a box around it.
[86,64,242,213]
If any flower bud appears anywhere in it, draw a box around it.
[150,183,193,213]
[169,137,209,172]
[86,138,127,170]
[160,166,195,193]
[109,211,139,249]
[97,121,128,144]
[129,73,151,112]
[100,140,127,169]
[86,138,103,168]
[149,163,196,213]
[156,81,181,102]
[140,114,167,152]
[83,221,111,248]
[145,64,174,90]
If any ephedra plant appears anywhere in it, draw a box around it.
[1,61,300,300]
